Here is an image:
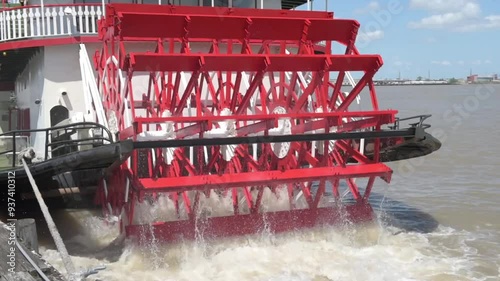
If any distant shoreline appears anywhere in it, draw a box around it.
[372,82,500,87]
[374,83,454,86]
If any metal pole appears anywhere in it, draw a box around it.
[102,0,106,17]
[325,0,328,11]
[260,0,263,9]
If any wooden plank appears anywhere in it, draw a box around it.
[2,272,37,281]
[15,219,38,254]
[0,221,64,281]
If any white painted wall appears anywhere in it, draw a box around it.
[15,49,45,154]
[15,44,94,156]
[44,45,89,118]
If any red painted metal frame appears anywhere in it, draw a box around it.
[94,3,396,242]
[104,3,334,20]
[129,204,374,243]
[0,36,100,52]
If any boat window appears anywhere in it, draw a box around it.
[202,0,227,7]
[232,0,257,8]
[109,0,135,3]
[151,0,200,5]
[74,0,139,3]
[50,106,69,127]
[202,0,257,8]
[180,0,201,5]
[8,108,30,134]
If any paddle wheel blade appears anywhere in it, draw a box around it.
[92,3,434,242]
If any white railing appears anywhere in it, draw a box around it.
[0,4,102,42]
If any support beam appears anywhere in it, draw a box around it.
[131,129,415,149]
[114,13,358,44]
[125,53,383,72]
[139,163,392,191]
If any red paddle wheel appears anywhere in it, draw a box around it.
[93,3,399,242]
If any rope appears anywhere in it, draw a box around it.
[21,158,107,281]
[21,158,77,280]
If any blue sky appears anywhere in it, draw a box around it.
[297,0,500,79]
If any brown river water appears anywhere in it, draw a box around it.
[11,85,500,280]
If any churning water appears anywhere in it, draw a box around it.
[33,85,500,280]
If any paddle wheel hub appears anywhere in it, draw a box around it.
[91,3,427,242]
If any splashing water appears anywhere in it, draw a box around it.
[37,189,500,281]
[40,217,499,281]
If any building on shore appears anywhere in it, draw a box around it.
[467,74,499,83]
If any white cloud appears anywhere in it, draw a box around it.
[358,30,384,42]
[472,60,482,65]
[394,61,412,67]
[457,60,465,65]
[432,60,452,66]
[368,1,380,10]
[484,60,492,64]
[354,1,380,14]
[456,15,500,31]
[409,0,472,13]
[408,0,500,32]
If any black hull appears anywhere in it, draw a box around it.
[0,141,133,213]
[364,131,441,162]
[1,129,441,213]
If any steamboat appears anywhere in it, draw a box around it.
[0,0,440,242]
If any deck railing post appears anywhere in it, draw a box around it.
[44,129,49,160]
[1,10,4,41]
[102,0,105,18]
[40,0,45,36]
[12,132,16,167]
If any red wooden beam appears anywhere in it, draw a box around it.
[133,110,397,124]
[126,203,374,242]
[138,163,392,192]
[0,36,100,52]
[125,53,383,72]
[114,12,358,44]
[105,3,334,26]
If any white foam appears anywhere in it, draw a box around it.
[40,221,500,281]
